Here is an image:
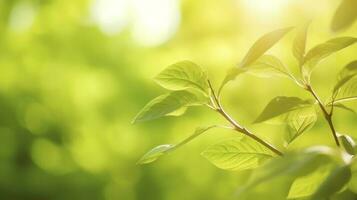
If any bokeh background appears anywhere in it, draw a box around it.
[0,0,356,199]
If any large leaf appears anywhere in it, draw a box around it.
[132,90,207,123]
[244,55,292,78]
[287,163,335,199]
[331,0,357,32]
[284,106,317,146]
[218,27,293,94]
[155,61,209,94]
[311,165,352,200]
[201,136,276,171]
[293,22,310,65]
[237,148,334,200]
[254,96,314,123]
[137,125,216,164]
[303,37,357,71]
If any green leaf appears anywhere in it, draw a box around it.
[330,103,357,114]
[218,27,293,94]
[137,125,217,165]
[334,77,357,105]
[244,55,292,78]
[166,107,188,116]
[331,0,357,32]
[137,144,175,164]
[311,165,352,200]
[339,134,356,155]
[254,96,315,124]
[132,90,207,123]
[284,106,317,146]
[288,163,335,199]
[303,37,357,71]
[240,27,293,68]
[201,136,276,171]
[333,60,357,94]
[155,61,209,93]
[293,22,310,65]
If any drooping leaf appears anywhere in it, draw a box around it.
[339,134,357,155]
[293,22,310,65]
[303,37,357,71]
[137,144,175,164]
[244,55,292,78]
[240,27,293,68]
[201,136,276,171]
[288,163,336,199]
[218,27,293,94]
[155,60,209,94]
[331,0,357,32]
[132,90,208,123]
[311,165,352,200]
[254,96,315,123]
[137,125,217,164]
[284,106,317,146]
[333,60,357,94]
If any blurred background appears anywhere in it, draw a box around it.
[0,0,356,199]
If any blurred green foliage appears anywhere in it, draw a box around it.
[0,0,356,199]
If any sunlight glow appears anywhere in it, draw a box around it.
[241,0,287,17]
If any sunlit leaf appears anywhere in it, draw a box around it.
[339,134,356,155]
[331,0,357,32]
[311,165,352,200]
[293,22,310,65]
[303,37,357,71]
[166,107,188,116]
[333,60,357,94]
[334,77,357,104]
[137,125,217,165]
[201,136,276,171]
[137,144,175,164]
[132,90,208,123]
[244,55,292,78]
[288,163,335,199]
[155,60,209,94]
[254,96,314,123]
[218,27,293,94]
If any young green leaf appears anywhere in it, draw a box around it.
[137,144,175,164]
[311,165,352,200]
[303,37,357,71]
[331,0,357,32]
[218,27,293,94]
[244,55,292,78]
[284,106,317,146]
[333,60,357,95]
[254,96,315,124]
[288,163,335,199]
[201,136,276,171]
[292,22,310,65]
[132,90,208,123]
[339,134,357,155]
[333,77,357,105]
[155,60,209,94]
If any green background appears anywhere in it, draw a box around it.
[0,0,356,199]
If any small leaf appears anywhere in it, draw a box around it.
[311,165,352,200]
[137,125,217,165]
[334,77,357,104]
[244,55,292,78]
[155,61,209,93]
[254,96,314,123]
[201,136,276,171]
[293,22,310,65]
[331,0,357,32]
[132,90,207,123]
[333,60,357,95]
[218,27,293,94]
[240,27,293,68]
[137,144,175,164]
[339,134,357,155]
[303,37,357,71]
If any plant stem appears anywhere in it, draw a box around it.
[207,80,283,156]
[305,84,340,146]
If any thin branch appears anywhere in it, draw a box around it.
[207,80,283,156]
[305,85,340,147]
